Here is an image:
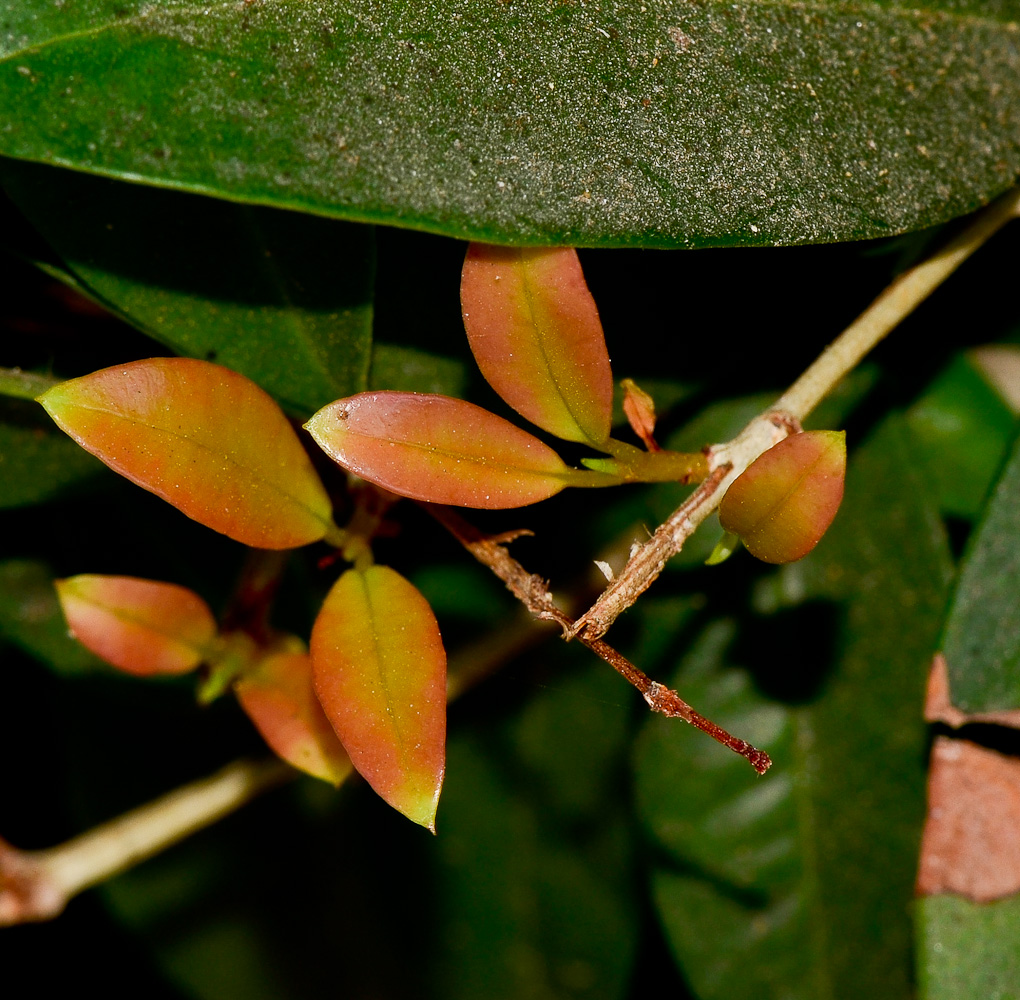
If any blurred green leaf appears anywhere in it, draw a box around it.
[369,343,468,397]
[0,160,373,417]
[0,559,107,675]
[917,894,1020,1000]
[0,398,107,507]
[435,663,637,1000]
[2,2,1019,247]
[906,354,1018,520]
[941,425,1020,712]
[633,415,953,1000]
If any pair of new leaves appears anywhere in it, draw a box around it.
[40,244,845,829]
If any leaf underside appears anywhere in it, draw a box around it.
[2,1,1019,247]
[235,648,352,786]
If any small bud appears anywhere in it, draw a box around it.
[719,430,846,564]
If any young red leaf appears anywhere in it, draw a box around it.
[461,244,613,446]
[55,574,217,676]
[235,643,351,786]
[621,378,661,452]
[719,430,846,564]
[306,391,575,509]
[38,359,334,549]
[311,565,446,830]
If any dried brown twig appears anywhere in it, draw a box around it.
[571,186,1020,641]
[426,504,772,775]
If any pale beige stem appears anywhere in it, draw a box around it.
[776,186,1020,421]
[0,757,292,926]
[572,187,1020,640]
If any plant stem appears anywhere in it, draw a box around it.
[0,366,61,400]
[0,757,292,926]
[572,187,1020,640]
[426,503,771,775]
[776,185,1020,422]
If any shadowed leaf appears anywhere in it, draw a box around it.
[460,245,612,445]
[55,574,216,676]
[235,644,352,786]
[311,565,446,829]
[720,430,846,564]
[0,160,375,419]
[38,359,334,549]
[306,391,574,509]
[941,426,1020,713]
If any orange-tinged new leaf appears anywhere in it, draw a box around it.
[311,566,446,830]
[461,244,613,445]
[719,430,846,564]
[55,574,217,676]
[621,378,661,452]
[235,644,351,786]
[38,359,333,549]
[306,391,572,509]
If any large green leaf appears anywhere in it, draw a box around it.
[941,424,1020,712]
[633,416,953,999]
[1,1,1018,247]
[917,894,1020,1000]
[0,159,373,417]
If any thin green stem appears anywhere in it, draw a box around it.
[775,186,1020,422]
[0,367,61,401]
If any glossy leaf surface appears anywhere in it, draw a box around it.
[235,644,352,786]
[311,566,446,829]
[306,392,573,509]
[0,159,374,418]
[720,430,846,564]
[55,574,216,676]
[634,417,952,999]
[2,2,1019,246]
[460,245,612,445]
[941,425,1020,712]
[38,359,334,549]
